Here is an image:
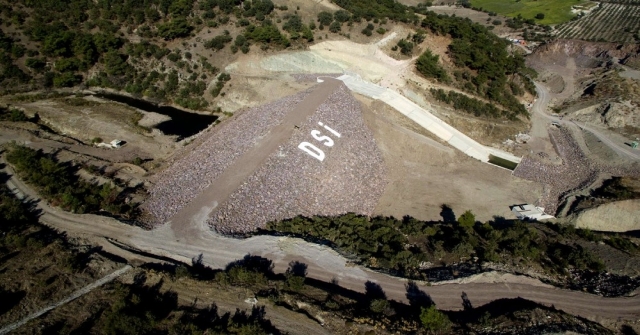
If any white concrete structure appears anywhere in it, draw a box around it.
[95,139,124,149]
[511,204,554,221]
[332,74,521,164]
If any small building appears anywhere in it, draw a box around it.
[510,204,554,221]
[110,139,123,148]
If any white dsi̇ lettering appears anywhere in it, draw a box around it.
[298,142,325,161]
[310,130,334,147]
[318,122,341,138]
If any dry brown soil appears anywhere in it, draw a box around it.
[358,96,542,222]
[1,96,178,162]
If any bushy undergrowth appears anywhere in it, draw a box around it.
[5,144,135,217]
[264,213,607,279]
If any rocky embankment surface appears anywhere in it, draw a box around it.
[209,85,387,233]
[533,39,640,67]
[513,127,640,215]
[141,89,313,226]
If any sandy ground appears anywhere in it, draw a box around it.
[137,111,171,128]
[358,96,541,222]
[575,199,640,232]
[2,96,178,162]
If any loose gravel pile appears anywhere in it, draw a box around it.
[141,89,313,226]
[513,127,640,215]
[291,73,342,82]
[208,84,387,234]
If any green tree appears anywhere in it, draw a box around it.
[420,305,451,333]
[397,39,414,55]
[102,51,130,76]
[457,210,476,228]
[317,11,333,26]
[329,21,341,33]
[285,274,305,291]
[25,58,46,70]
[157,18,193,40]
[333,10,351,23]
[53,72,81,87]
[412,31,426,44]
[369,298,389,314]
[416,49,449,82]
[535,13,545,20]
[9,109,29,122]
[283,15,303,32]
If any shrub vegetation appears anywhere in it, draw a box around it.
[264,213,607,280]
[5,144,136,217]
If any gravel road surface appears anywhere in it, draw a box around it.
[4,164,640,323]
[533,82,640,161]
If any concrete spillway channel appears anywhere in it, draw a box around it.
[331,74,521,168]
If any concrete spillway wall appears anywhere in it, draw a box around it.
[334,74,522,164]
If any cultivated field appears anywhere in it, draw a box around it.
[469,0,588,24]
[555,2,640,42]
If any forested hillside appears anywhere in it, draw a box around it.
[264,213,640,296]
[0,0,534,120]
[0,0,306,109]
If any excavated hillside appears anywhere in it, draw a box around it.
[527,40,640,138]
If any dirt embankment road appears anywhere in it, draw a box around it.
[4,163,640,323]
[533,82,640,161]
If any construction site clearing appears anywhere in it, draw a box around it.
[2,37,639,235]
[139,75,640,237]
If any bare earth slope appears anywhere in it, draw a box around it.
[575,199,640,232]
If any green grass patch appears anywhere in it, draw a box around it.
[470,0,589,25]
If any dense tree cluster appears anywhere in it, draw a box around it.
[244,21,290,47]
[430,88,515,119]
[265,213,607,279]
[417,12,531,116]
[416,50,449,82]
[0,0,309,108]
[0,173,33,233]
[0,30,31,85]
[332,0,418,23]
[5,144,135,217]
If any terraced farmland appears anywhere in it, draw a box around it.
[555,2,640,42]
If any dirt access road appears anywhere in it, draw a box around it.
[533,81,640,161]
[4,162,640,323]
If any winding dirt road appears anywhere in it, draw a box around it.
[4,162,640,323]
[533,82,640,161]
